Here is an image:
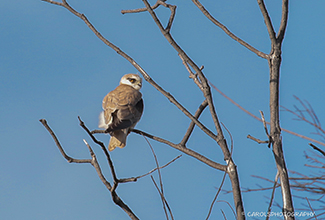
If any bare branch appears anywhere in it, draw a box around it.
[260,110,272,148]
[131,128,227,172]
[305,197,318,220]
[82,139,113,191]
[282,96,325,136]
[216,200,237,219]
[247,134,269,144]
[150,176,173,220]
[121,0,166,14]
[266,172,279,220]
[143,135,173,220]
[40,118,139,220]
[158,1,176,32]
[120,155,182,183]
[178,53,203,90]
[39,119,92,164]
[220,209,227,220]
[180,99,208,146]
[191,0,268,59]
[221,122,234,156]
[257,0,276,46]
[277,0,289,43]
[209,81,325,147]
[78,116,119,188]
[206,172,227,220]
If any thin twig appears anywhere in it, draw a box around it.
[221,122,234,156]
[216,200,237,219]
[260,110,272,148]
[209,81,325,147]
[305,197,317,220]
[180,99,208,146]
[143,135,172,220]
[247,134,269,144]
[121,0,166,14]
[266,171,279,220]
[178,53,203,90]
[150,176,174,220]
[119,155,182,183]
[206,172,227,220]
[220,209,227,220]
[283,96,325,135]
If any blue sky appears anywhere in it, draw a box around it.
[1,1,324,219]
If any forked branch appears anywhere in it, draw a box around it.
[39,118,139,220]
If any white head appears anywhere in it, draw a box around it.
[120,73,142,90]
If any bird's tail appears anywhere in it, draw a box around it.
[108,129,128,151]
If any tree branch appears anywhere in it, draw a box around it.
[39,119,92,164]
[144,135,174,220]
[247,134,269,144]
[178,53,203,90]
[121,0,166,14]
[209,81,325,147]
[266,172,280,220]
[206,171,227,220]
[191,0,268,59]
[119,155,182,183]
[40,118,139,220]
[257,0,276,46]
[131,128,227,172]
[180,99,208,146]
[78,116,119,189]
[277,0,289,43]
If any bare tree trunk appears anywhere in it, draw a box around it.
[258,0,295,218]
[268,46,295,219]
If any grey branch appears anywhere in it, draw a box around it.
[192,0,268,59]
[257,0,276,45]
[131,128,227,172]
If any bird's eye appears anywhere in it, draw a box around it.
[129,78,136,83]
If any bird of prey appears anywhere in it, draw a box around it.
[98,74,144,151]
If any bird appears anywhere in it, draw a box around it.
[98,74,144,151]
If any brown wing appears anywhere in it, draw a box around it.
[102,84,143,132]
